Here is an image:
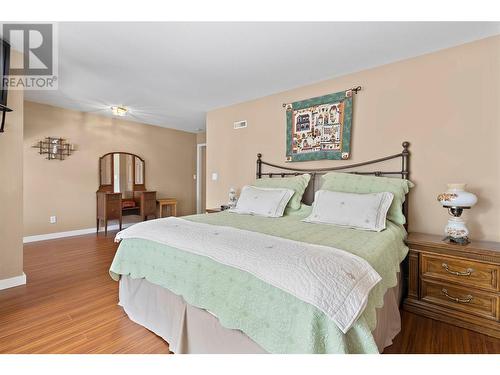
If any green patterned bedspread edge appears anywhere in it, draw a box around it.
[109,206,408,354]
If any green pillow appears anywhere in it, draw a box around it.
[320,172,414,225]
[253,174,311,210]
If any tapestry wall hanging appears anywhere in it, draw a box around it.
[285,86,360,162]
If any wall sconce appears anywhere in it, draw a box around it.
[32,137,76,160]
[0,104,13,133]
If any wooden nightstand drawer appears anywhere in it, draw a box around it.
[421,253,499,292]
[421,279,499,320]
[404,233,500,338]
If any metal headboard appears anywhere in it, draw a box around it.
[256,141,411,226]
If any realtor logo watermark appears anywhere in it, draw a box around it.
[1,23,58,90]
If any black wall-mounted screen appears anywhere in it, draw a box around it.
[0,40,11,107]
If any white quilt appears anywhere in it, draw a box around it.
[115,217,382,333]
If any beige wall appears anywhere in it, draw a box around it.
[201,146,206,211]
[196,132,206,144]
[0,51,24,280]
[206,35,500,242]
[24,102,197,236]
[196,132,207,212]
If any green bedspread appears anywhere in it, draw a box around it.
[109,205,408,354]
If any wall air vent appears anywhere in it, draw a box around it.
[233,120,247,130]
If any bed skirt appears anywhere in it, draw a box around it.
[118,274,402,354]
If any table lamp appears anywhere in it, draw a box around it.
[437,183,478,244]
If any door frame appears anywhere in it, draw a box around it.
[196,143,207,214]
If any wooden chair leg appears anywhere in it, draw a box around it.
[173,204,177,217]
[96,218,99,234]
[119,217,122,231]
[105,219,108,236]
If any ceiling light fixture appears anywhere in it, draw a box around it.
[111,105,128,117]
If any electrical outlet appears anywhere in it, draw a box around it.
[49,216,57,224]
[211,172,218,181]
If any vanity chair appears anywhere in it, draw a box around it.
[96,152,156,235]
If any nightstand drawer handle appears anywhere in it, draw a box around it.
[441,263,473,276]
[441,288,473,304]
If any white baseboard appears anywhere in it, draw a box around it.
[23,223,135,244]
[0,273,27,291]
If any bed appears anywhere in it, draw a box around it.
[109,142,412,354]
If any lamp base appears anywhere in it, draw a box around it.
[444,217,470,245]
[443,235,470,245]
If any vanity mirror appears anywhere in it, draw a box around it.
[96,152,156,235]
[99,152,145,194]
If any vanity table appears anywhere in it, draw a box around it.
[96,152,156,235]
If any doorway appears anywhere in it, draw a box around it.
[196,143,206,214]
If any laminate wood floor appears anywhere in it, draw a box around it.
[0,233,169,354]
[0,232,498,354]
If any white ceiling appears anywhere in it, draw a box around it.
[24,22,500,133]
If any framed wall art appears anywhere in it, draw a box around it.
[284,87,360,162]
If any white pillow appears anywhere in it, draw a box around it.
[303,190,394,231]
[229,185,294,218]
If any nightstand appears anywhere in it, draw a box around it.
[404,233,500,338]
[206,205,230,214]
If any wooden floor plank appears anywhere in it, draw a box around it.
[0,232,169,354]
[0,231,498,354]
